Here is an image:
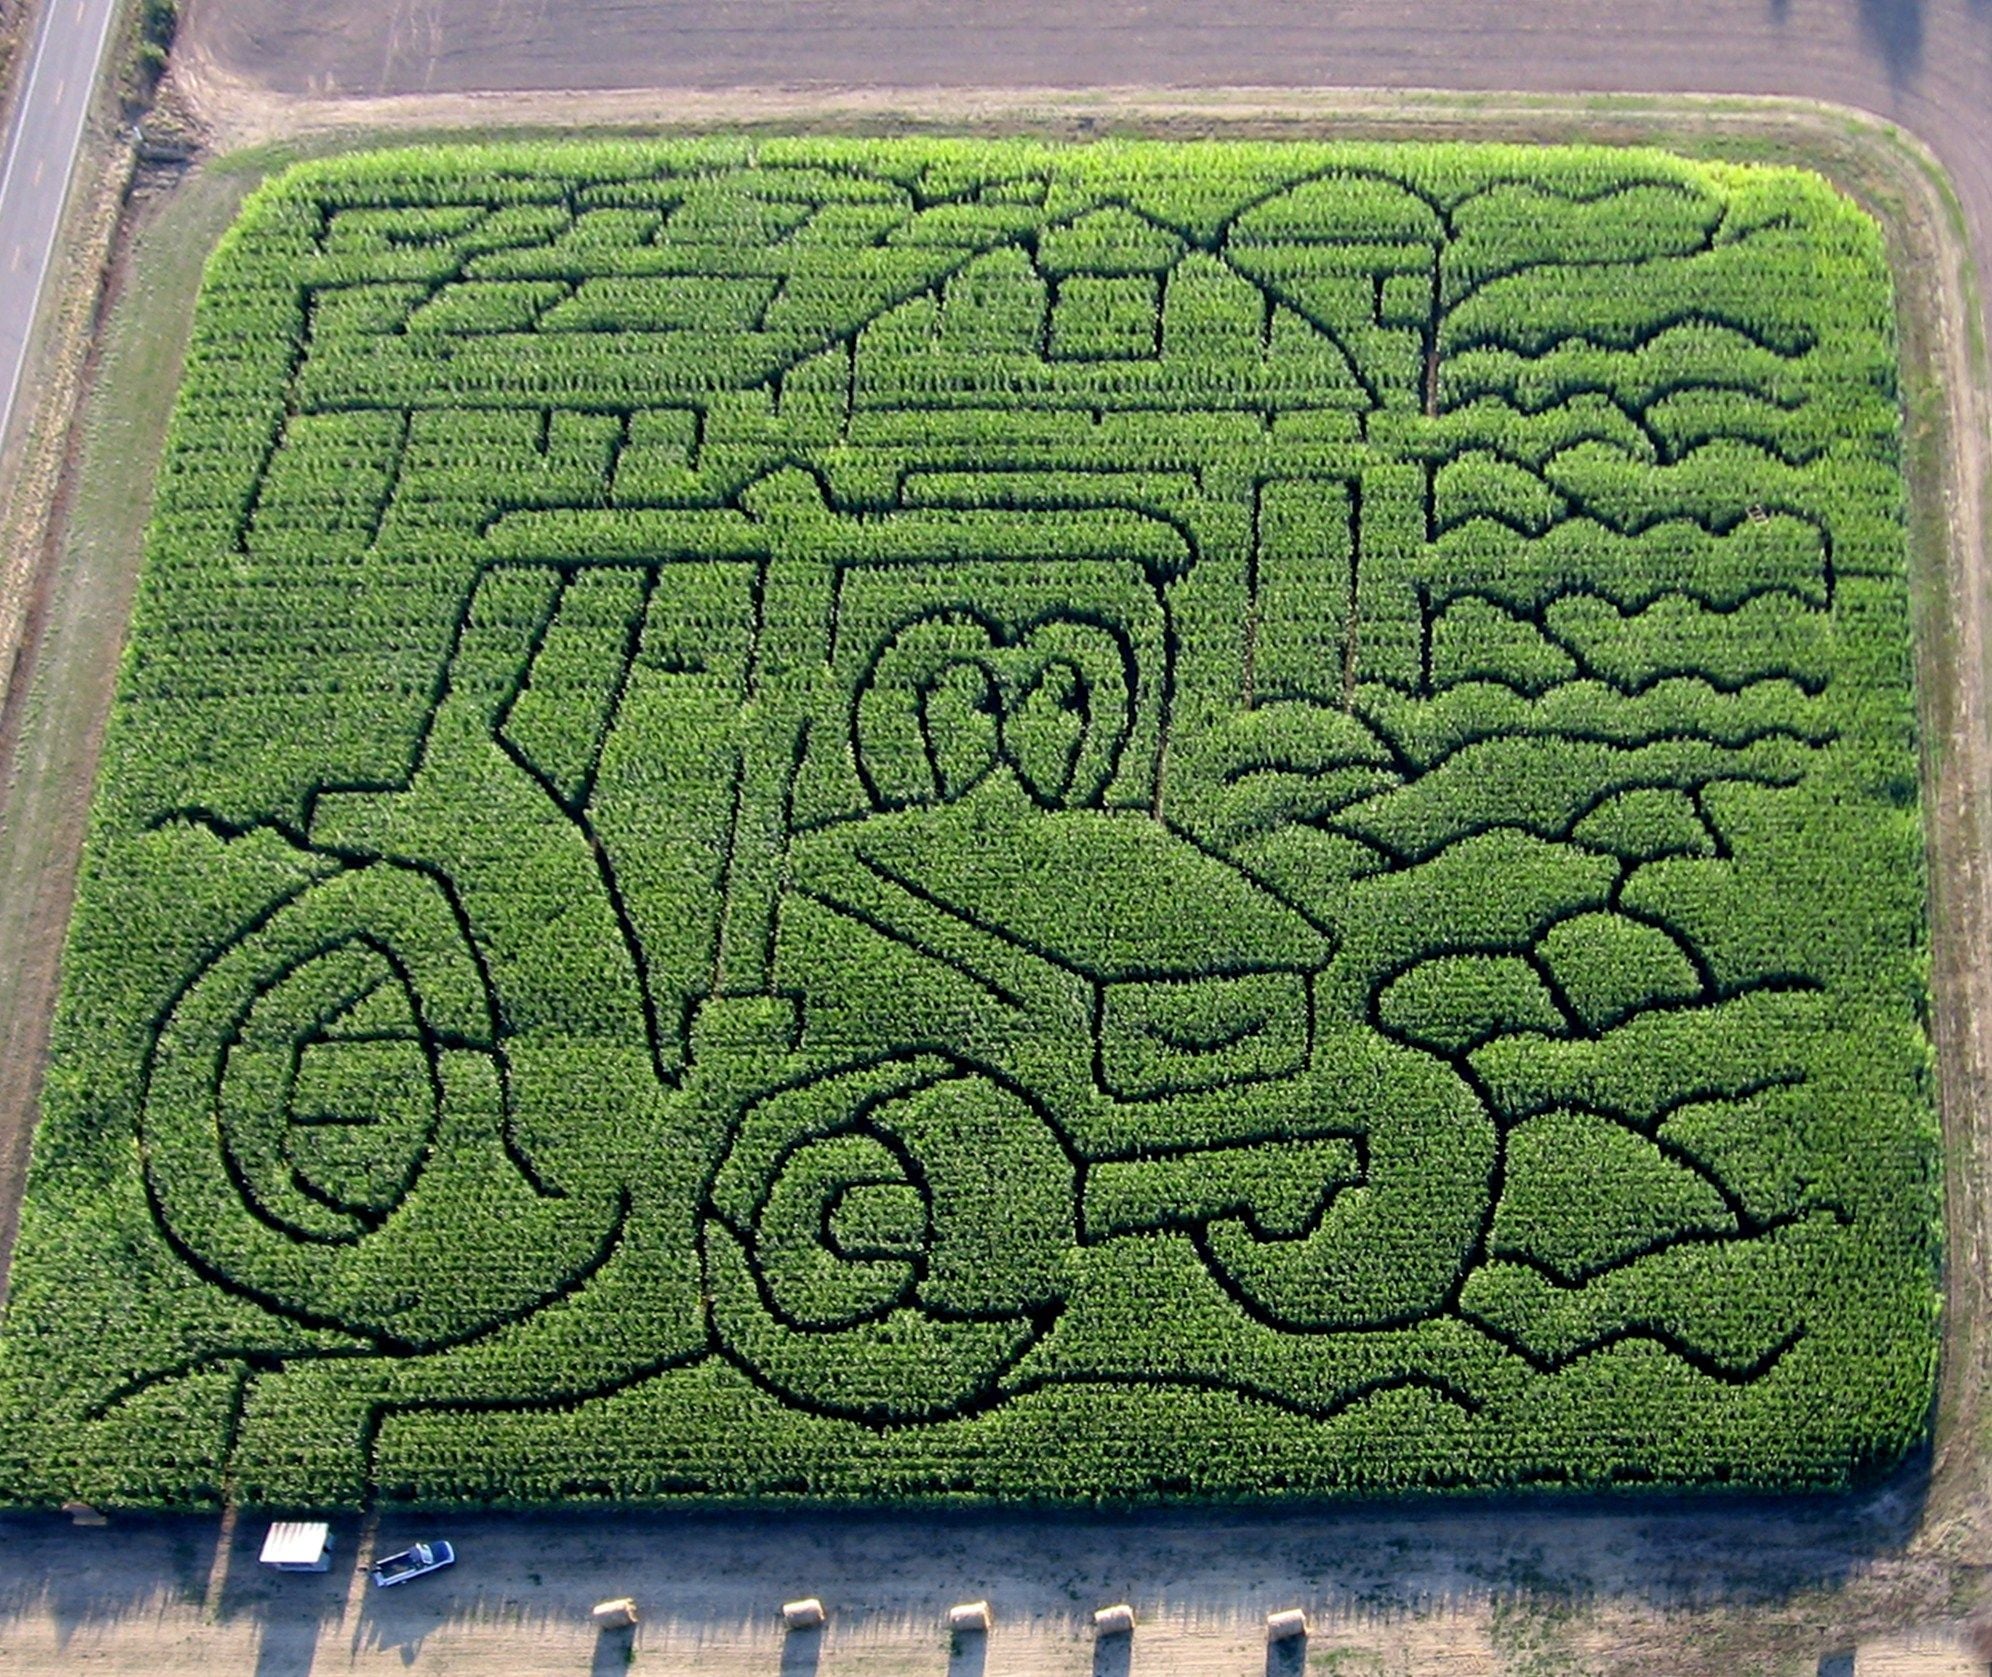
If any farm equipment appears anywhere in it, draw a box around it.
[142,488,1490,1434]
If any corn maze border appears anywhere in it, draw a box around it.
[0,134,1945,1508]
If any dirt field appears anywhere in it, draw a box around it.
[0,1485,1978,1677]
[2,2,1991,1673]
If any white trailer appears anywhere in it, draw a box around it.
[258,1522,332,1573]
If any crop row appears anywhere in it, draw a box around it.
[0,138,1937,1509]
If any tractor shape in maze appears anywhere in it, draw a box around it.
[21,142,1924,1504]
[141,470,1829,1480]
[145,484,1495,1442]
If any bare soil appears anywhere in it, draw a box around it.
[1,4,1990,1670]
[0,1490,1975,1677]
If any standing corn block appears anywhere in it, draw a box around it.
[0,137,1934,1521]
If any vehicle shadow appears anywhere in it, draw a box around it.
[207,1513,344,1677]
[350,1527,472,1668]
[250,1618,328,1677]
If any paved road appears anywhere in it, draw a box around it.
[0,0,122,455]
[183,0,1992,390]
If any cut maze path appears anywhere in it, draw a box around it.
[0,141,1925,1510]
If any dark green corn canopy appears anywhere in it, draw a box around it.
[0,138,1937,1506]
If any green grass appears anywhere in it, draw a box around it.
[0,137,1939,1507]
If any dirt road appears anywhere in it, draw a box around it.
[0,1487,1972,1677]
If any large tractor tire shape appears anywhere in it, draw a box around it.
[140,565,654,1363]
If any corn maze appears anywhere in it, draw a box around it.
[0,138,1940,1506]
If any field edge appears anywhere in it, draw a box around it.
[0,93,1980,1530]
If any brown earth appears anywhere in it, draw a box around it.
[1,3,1991,1673]
[0,1491,1976,1677]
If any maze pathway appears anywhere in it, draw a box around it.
[0,139,1937,1506]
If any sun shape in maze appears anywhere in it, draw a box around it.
[3,139,1935,1505]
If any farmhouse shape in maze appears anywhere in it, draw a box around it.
[0,140,1937,1504]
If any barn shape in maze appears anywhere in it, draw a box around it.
[0,139,1938,1506]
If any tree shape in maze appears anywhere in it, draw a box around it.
[0,140,1937,1506]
